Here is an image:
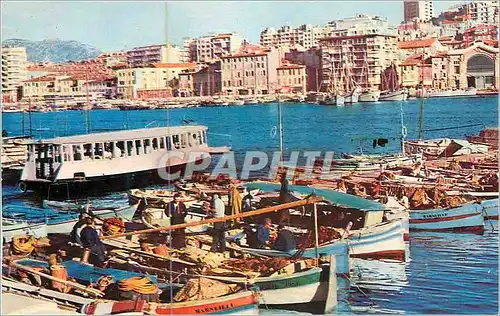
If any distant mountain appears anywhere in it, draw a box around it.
[2,39,102,63]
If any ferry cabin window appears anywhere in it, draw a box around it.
[115,141,125,157]
[159,137,165,149]
[54,145,63,163]
[202,130,207,144]
[180,134,187,148]
[126,141,134,156]
[94,143,104,159]
[144,139,152,154]
[27,145,34,161]
[166,136,172,150]
[197,131,203,144]
[104,142,113,159]
[83,144,93,159]
[152,138,159,150]
[172,135,180,149]
[73,145,83,161]
[187,133,193,147]
[192,133,199,146]
[135,140,143,155]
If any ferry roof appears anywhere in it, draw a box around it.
[31,125,207,145]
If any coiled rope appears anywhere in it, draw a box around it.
[11,235,37,256]
[118,277,158,295]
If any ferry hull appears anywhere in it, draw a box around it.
[409,203,485,233]
[20,160,206,199]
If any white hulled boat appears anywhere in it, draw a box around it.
[359,90,381,102]
[425,88,477,98]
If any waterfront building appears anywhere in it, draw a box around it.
[2,46,27,103]
[284,47,321,91]
[126,44,180,68]
[397,38,446,59]
[193,62,222,96]
[21,75,85,103]
[277,63,307,93]
[116,63,196,99]
[260,24,330,49]
[183,33,242,63]
[404,0,434,22]
[399,54,433,88]
[178,71,196,97]
[318,31,400,92]
[219,47,281,95]
[429,41,498,90]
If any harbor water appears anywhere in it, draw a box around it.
[2,95,498,314]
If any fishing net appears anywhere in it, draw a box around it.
[173,277,240,302]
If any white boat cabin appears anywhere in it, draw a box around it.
[21,125,211,183]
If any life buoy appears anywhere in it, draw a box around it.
[18,181,28,193]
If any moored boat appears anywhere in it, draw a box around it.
[359,90,381,102]
[480,198,498,220]
[408,202,485,233]
[2,218,48,242]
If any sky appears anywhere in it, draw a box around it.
[2,1,466,52]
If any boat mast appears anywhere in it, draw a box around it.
[28,98,33,138]
[400,102,407,155]
[277,86,284,164]
[85,63,91,133]
[418,52,425,140]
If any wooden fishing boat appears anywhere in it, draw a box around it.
[408,202,485,233]
[2,218,48,243]
[82,290,259,315]
[2,292,81,315]
[244,182,407,261]
[480,198,498,220]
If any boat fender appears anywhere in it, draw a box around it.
[18,181,28,193]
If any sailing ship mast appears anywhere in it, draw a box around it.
[85,62,91,133]
[418,51,425,139]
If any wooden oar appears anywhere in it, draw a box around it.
[102,196,322,240]
[8,260,104,297]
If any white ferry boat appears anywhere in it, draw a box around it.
[19,125,229,197]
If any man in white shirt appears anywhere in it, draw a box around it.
[211,194,226,253]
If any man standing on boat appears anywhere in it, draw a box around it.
[165,194,187,248]
[210,194,227,253]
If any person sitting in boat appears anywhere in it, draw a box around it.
[80,217,107,268]
[253,218,273,249]
[272,225,296,252]
[165,194,187,249]
[70,212,91,246]
[210,194,227,253]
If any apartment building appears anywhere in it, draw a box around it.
[2,46,28,102]
[466,1,499,24]
[116,63,196,99]
[183,33,242,63]
[126,44,180,68]
[219,48,281,95]
[277,64,307,93]
[318,27,400,92]
[193,62,222,96]
[284,47,321,91]
[404,0,434,22]
[260,24,330,49]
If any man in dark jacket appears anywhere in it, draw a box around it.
[80,217,107,267]
[272,225,296,252]
[165,194,187,248]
